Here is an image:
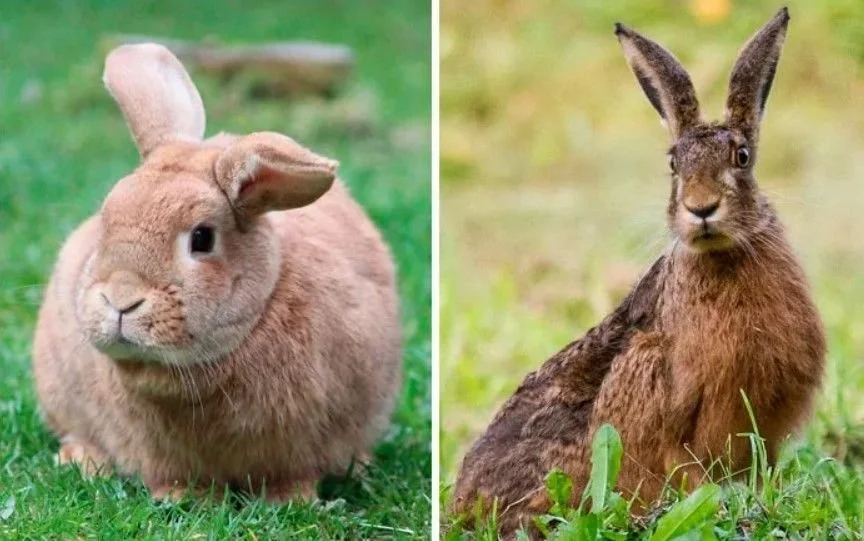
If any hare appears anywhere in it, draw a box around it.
[451,8,824,536]
[32,43,402,502]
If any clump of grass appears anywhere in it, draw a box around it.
[445,423,864,539]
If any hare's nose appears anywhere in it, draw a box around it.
[685,201,720,219]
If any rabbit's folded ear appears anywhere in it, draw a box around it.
[725,8,789,143]
[214,132,338,221]
[103,43,206,158]
[615,23,701,140]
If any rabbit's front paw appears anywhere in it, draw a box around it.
[148,481,225,502]
[264,479,318,503]
[57,436,110,477]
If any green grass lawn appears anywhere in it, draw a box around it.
[0,1,430,538]
[441,0,864,537]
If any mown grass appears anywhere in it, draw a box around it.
[0,0,430,538]
[441,0,864,537]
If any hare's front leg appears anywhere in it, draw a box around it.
[589,332,671,502]
[57,435,111,477]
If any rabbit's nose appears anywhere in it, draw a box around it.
[101,292,144,314]
[101,271,148,315]
[685,201,720,219]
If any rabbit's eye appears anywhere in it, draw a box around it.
[190,225,215,254]
[668,154,677,173]
[735,147,750,168]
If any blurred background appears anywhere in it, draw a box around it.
[0,1,430,538]
[441,0,864,504]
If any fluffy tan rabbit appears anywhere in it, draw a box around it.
[32,43,402,502]
[451,8,824,537]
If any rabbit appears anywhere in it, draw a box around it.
[450,8,824,537]
[31,43,402,502]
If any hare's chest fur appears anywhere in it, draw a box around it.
[591,242,824,500]
[651,244,824,463]
[661,247,823,402]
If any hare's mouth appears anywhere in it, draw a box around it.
[688,229,735,252]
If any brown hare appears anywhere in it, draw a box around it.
[451,8,824,537]
[32,43,402,502]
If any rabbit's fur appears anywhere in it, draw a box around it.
[33,44,402,501]
[451,8,824,536]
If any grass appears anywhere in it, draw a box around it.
[441,0,864,537]
[447,423,864,539]
[0,0,430,538]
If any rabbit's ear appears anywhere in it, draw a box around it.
[725,8,789,143]
[214,132,338,222]
[615,23,701,140]
[103,43,206,158]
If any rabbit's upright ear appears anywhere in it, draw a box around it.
[214,132,338,222]
[615,23,701,140]
[103,43,206,158]
[726,8,790,143]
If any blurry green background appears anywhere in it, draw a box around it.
[0,1,430,538]
[441,0,864,527]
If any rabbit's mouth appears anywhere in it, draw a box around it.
[110,355,227,402]
[94,334,160,364]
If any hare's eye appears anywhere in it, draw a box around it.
[668,154,677,173]
[190,225,215,254]
[735,147,750,168]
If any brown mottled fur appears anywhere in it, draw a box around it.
[451,9,824,537]
[33,44,401,500]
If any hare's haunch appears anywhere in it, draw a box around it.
[451,8,824,537]
[33,44,402,501]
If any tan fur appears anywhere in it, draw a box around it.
[451,9,824,538]
[33,44,401,501]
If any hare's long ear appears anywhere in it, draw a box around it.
[725,8,790,143]
[214,132,338,222]
[615,23,701,140]
[103,43,206,158]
